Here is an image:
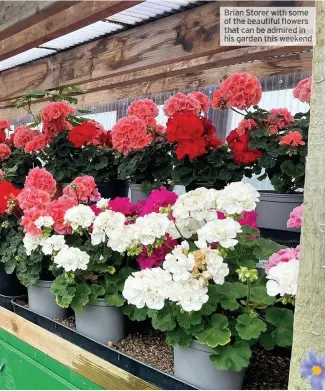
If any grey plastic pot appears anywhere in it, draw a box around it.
[174,341,245,390]
[27,280,67,319]
[256,191,303,232]
[75,299,125,344]
[129,183,149,203]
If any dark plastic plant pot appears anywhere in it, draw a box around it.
[129,183,150,203]
[27,280,67,319]
[256,191,303,232]
[0,263,26,296]
[174,341,245,390]
[96,180,129,199]
[75,299,125,344]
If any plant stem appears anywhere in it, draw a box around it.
[245,280,251,313]
[231,108,245,116]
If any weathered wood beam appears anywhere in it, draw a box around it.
[0,51,312,122]
[0,1,143,61]
[0,1,311,101]
[0,1,76,39]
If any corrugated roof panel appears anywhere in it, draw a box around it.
[0,48,56,71]
[39,21,123,50]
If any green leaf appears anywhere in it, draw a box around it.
[176,311,203,329]
[89,284,105,303]
[104,293,125,307]
[265,308,293,347]
[258,155,276,169]
[280,160,305,177]
[149,303,176,331]
[4,258,17,274]
[218,169,233,181]
[119,267,134,282]
[71,283,91,312]
[50,275,76,309]
[122,305,148,321]
[252,238,284,260]
[250,283,275,306]
[105,281,118,294]
[200,285,220,315]
[215,282,246,310]
[166,328,193,348]
[235,314,267,340]
[210,341,252,372]
[195,314,231,348]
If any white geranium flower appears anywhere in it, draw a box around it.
[41,235,66,256]
[123,268,172,310]
[172,188,219,223]
[167,218,204,240]
[206,250,229,284]
[34,216,54,229]
[134,212,170,245]
[266,259,299,297]
[169,277,208,312]
[64,205,95,231]
[163,241,194,281]
[196,218,242,249]
[23,234,44,255]
[91,210,126,245]
[96,198,110,210]
[108,225,137,253]
[54,247,90,272]
[217,182,260,215]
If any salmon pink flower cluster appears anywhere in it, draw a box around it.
[112,115,153,155]
[63,176,101,203]
[41,101,76,139]
[267,108,294,135]
[163,92,203,117]
[211,72,262,110]
[0,144,11,161]
[127,99,159,125]
[279,131,305,148]
[293,77,312,104]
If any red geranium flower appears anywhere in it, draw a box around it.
[202,118,223,149]
[227,129,263,164]
[0,180,20,215]
[166,112,205,143]
[69,121,97,148]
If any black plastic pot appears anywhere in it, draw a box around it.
[12,300,196,390]
[0,294,27,311]
[96,180,129,199]
[0,263,26,296]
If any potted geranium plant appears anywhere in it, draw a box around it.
[112,99,172,202]
[163,91,248,190]
[211,72,309,232]
[121,182,294,390]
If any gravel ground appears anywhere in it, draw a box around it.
[114,330,174,375]
[243,347,290,390]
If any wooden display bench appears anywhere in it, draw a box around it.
[0,307,157,390]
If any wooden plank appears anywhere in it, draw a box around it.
[0,1,311,101]
[0,51,313,122]
[0,307,157,390]
[0,1,143,61]
[0,1,76,39]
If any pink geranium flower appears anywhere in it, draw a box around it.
[265,247,300,274]
[136,236,177,269]
[18,187,51,211]
[63,176,100,203]
[0,144,11,160]
[287,204,303,228]
[13,126,35,148]
[163,92,201,117]
[46,196,78,234]
[140,187,178,216]
[293,77,312,104]
[25,167,57,197]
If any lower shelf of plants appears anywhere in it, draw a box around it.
[0,295,291,390]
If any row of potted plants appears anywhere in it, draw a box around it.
[0,74,310,227]
[0,167,299,389]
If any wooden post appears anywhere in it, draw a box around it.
[288,1,325,389]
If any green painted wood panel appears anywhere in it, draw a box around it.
[0,329,103,390]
